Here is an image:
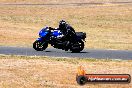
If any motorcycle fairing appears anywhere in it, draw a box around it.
[39,27,49,37]
[51,30,63,37]
[37,37,43,41]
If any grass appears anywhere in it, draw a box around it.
[0,3,132,50]
[0,55,132,88]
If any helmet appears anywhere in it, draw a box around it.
[59,20,67,29]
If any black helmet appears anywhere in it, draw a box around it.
[59,20,67,29]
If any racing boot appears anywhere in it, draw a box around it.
[65,41,70,51]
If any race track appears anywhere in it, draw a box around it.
[0,46,132,60]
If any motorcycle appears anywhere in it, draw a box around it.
[33,26,86,53]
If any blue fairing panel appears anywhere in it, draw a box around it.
[39,31,48,37]
[37,37,43,41]
[39,27,49,37]
[52,30,62,37]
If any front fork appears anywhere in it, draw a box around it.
[36,37,48,47]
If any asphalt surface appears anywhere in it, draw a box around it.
[0,46,132,60]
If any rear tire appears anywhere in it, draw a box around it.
[70,40,84,53]
[33,40,48,51]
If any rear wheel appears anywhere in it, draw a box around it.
[33,40,48,51]
[70,40,84,53]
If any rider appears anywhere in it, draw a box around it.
[58,20,76,50]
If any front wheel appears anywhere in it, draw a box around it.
[70,40,84,53]
[33,40,48,51]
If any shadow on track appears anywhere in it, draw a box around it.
[45,51,52,52]
[68,52,89,53]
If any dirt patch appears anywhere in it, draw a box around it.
[0,55,132,88]
[0,1,132,50]
[1,0,132,4]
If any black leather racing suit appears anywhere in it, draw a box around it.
[59,24,76,50]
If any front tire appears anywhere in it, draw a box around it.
[33,40,48,51]
[70,40,84,53]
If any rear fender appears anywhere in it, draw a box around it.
[76,37,85,42]
[76,32,86,42]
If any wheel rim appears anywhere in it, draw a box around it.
[72,41,84,50]
[78,41,83,49]
[35,41,44,49]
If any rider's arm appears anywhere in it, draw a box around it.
[67,26,76,36]
[48,27,54,30]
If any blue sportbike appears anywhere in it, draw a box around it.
[33,27,86,52]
